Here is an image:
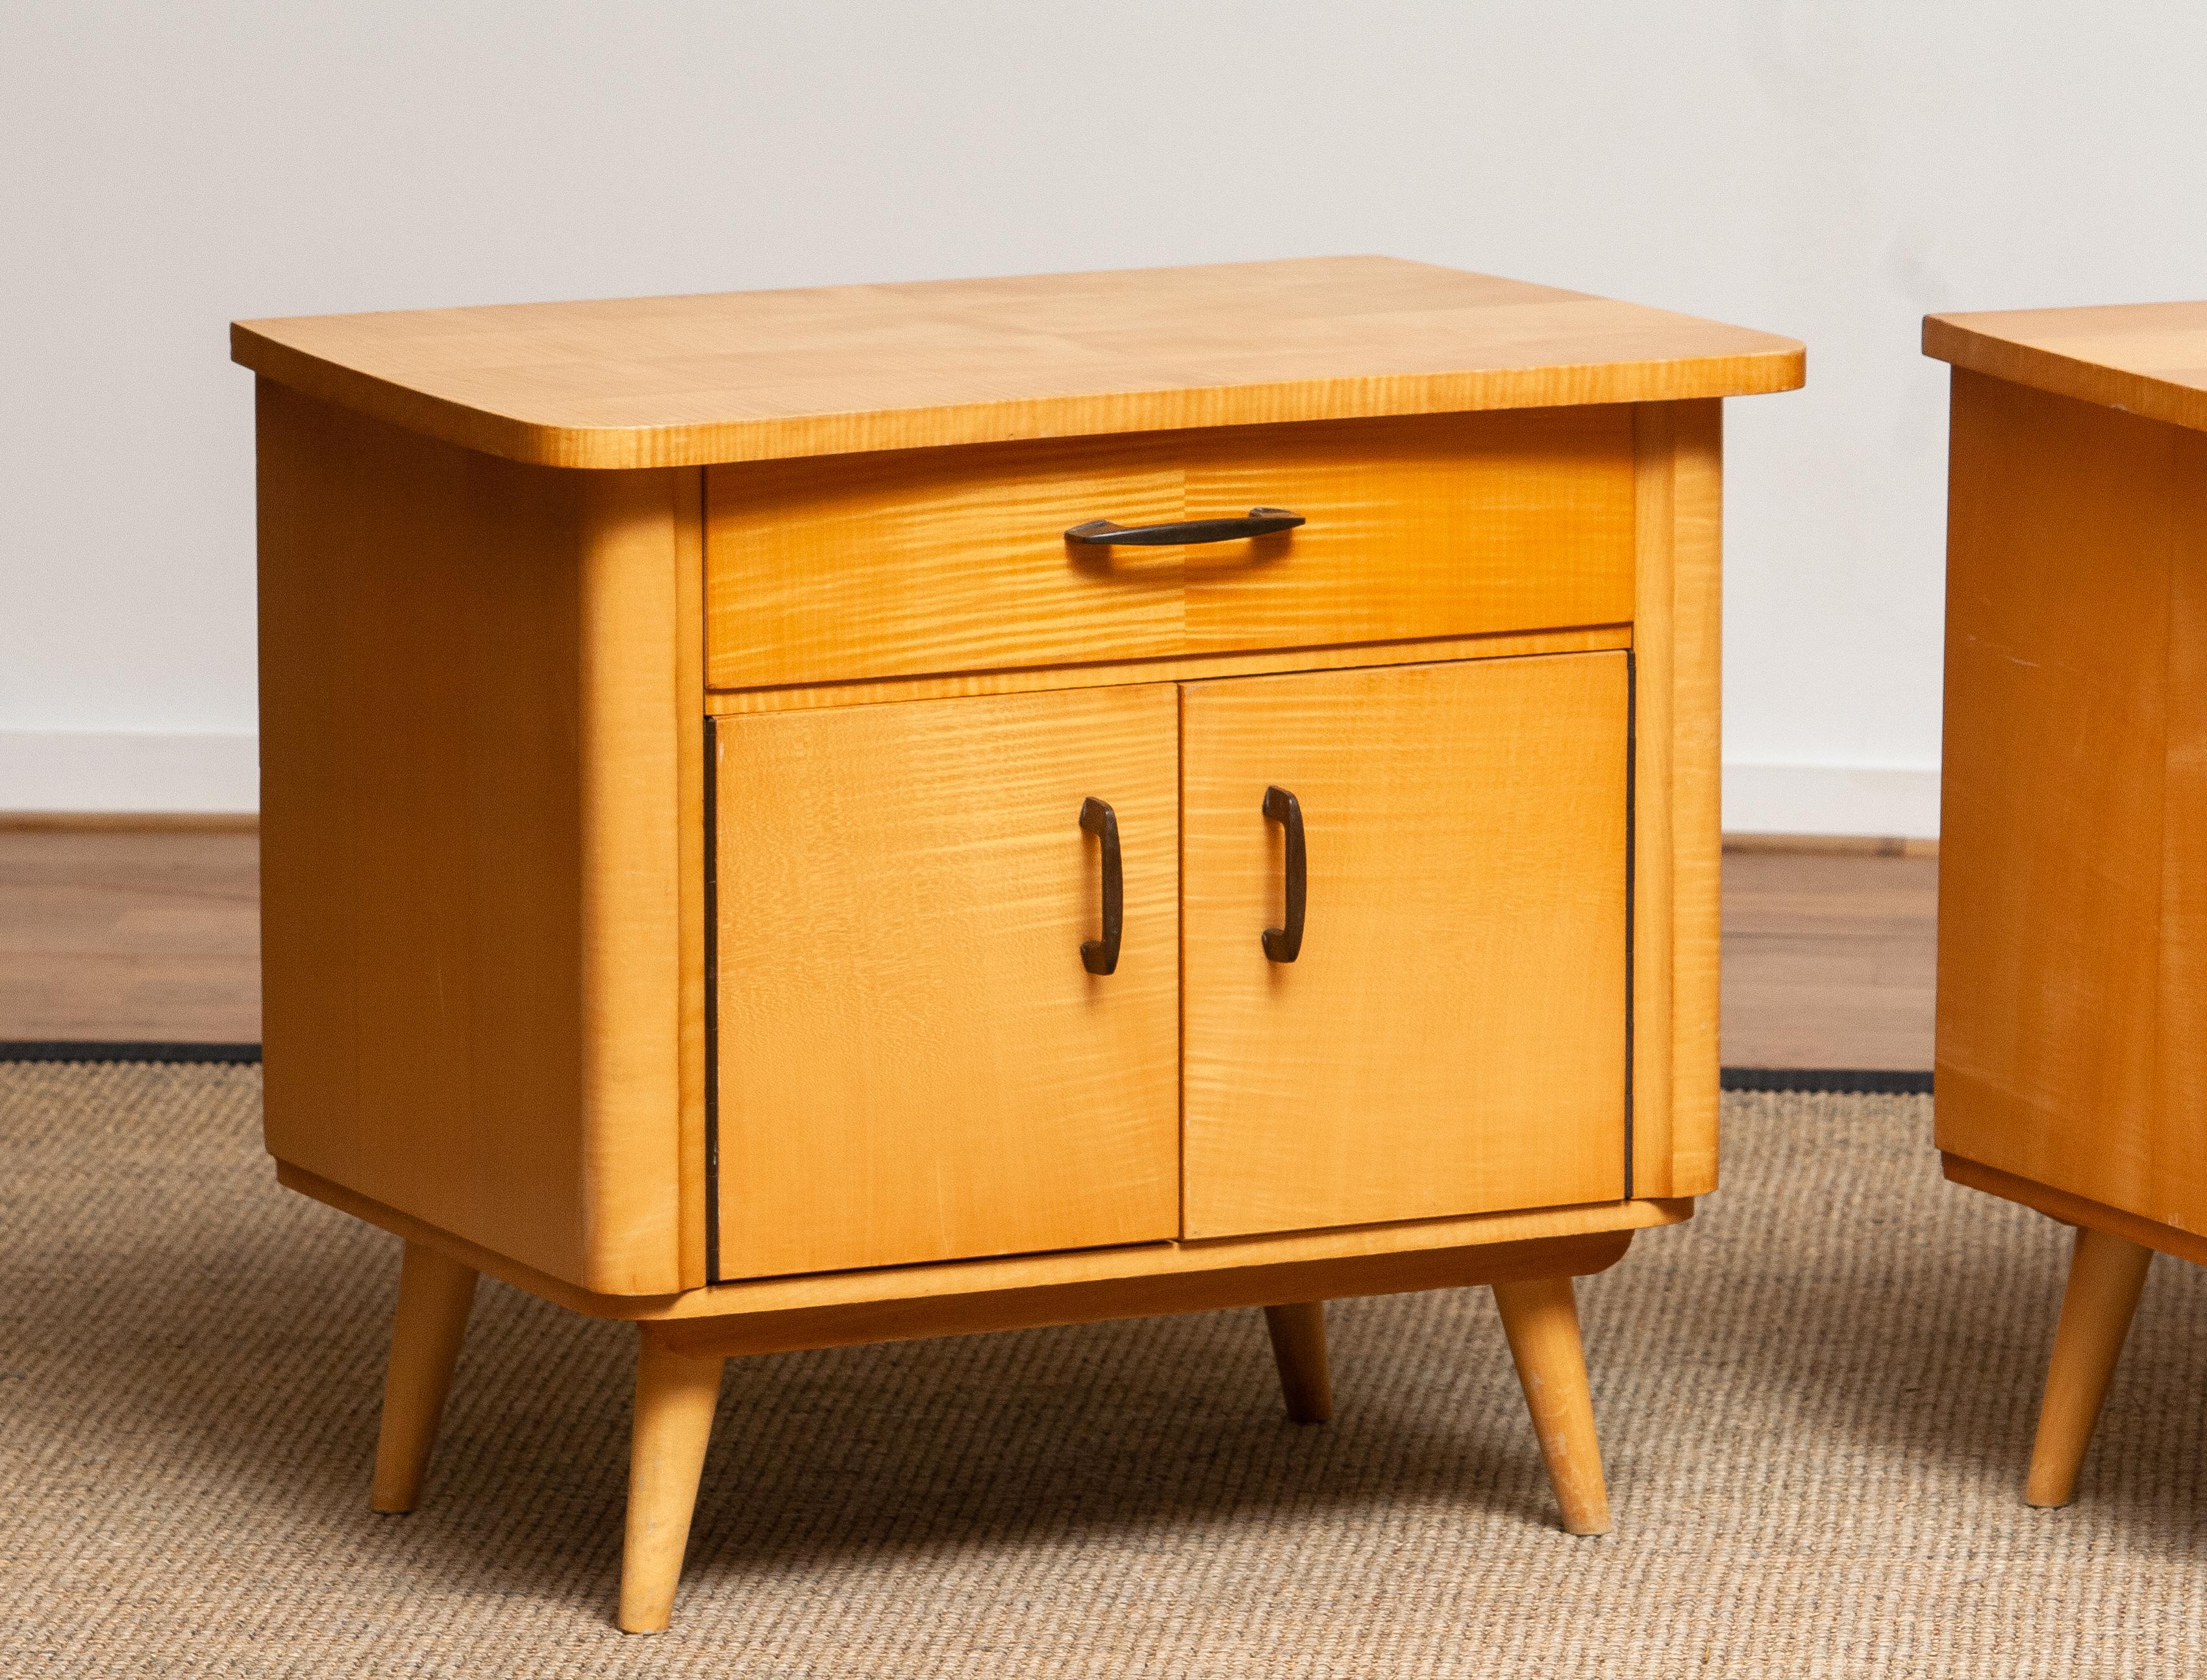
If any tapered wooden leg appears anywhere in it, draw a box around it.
[1492,1275,1610,1535]
[2025,1225,2154,1509]
[1263,1301,1334,1423]
[619,1327,725,1635]
[369,1240,479,1513]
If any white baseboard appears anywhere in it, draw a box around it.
[0,731,258,814]
[1722,762,1939,840]
[0,732,1940,837]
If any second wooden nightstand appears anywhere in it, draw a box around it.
[1928,302,2207,1509]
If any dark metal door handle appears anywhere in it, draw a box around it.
[1065,507,1305,547]
[1080,797,1122,975]
[1261,785,1305,963]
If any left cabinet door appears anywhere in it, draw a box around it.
[714,684,1182,1278]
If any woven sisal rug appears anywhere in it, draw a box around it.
[3,1064,2202,1677]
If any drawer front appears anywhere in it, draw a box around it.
[706,409,1636,691]
[1180,652,1630,1238]
[713,684,1180,1279]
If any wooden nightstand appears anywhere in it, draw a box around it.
[233,258,1802,1630]
[1927,303,2207,1509]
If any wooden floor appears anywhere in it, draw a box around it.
[0,828,1938,1070]
[1,829,262,1043]
[1720,848,1936,1071]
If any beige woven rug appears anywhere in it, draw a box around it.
[3,1064,2202,1677]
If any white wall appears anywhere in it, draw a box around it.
[5,1,2202,829]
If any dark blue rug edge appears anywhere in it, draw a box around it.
[0,1042,264,1065]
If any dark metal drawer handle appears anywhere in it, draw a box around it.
[1261,785,1305,964]
[1079,797,1123,975]
[1065,507,1305,547]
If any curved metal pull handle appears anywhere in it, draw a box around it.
[1079,797,1123,975]
[1066,507,1305,547]
[1261,785,1305,964]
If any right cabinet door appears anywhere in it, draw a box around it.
[1181,651,1630,1239]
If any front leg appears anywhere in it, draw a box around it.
[1491,1275,1611,1535]
[2025,1225,2154,1509]
[619,1326,726,1634]
[370,1240,479,1513]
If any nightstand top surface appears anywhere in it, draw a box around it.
[1926,303,2207,435]
[233,256,1802,470]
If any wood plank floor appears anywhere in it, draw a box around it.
[0,829,262,1043]
[0,829,1939,1069]
[1720,849,1936,1072]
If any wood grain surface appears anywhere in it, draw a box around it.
[368,1241,478,1513]
[1262,1301,1334,1424]
[1180,653,1629,1239]
[1180,410,1633,653]
[255,382,692,1296]
[2023,1225,2156,1509]
[1940,1154,2207,1271]
[280,1154,1686,1325]
[1936,370,2207,1238]
[1630,399,1725,1198]
[232,257,1803,470]
[672,474,710,1287]
[0,829,260,1040]
[704,408,1635,690]
[653,1231,1637,1362]
[621,1329,725,1633]
[1926,301,2207,438]
[1491,1274,1612,1535]
[1721,849,1936,1071]
[707,434,1186,687]
[712,684,1182,1278]
[701,626,1634,716]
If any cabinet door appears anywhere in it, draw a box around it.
[1181,653,1629,1239]
[714,685,1180,1278]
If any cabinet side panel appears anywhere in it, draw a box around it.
[1935,371,2171,1213]
[256,382,686,1292]
[2151,425,2207,1233]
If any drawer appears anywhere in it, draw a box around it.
[712,684,1181,1279]
[705,408,1636,690]
[1180,651,1630,1238]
